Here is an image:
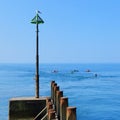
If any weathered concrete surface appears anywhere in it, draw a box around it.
[9,97,47,120]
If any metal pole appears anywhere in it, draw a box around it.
[36,23,39,98]
[31,11,44,98]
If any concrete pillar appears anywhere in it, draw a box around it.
[66,107,76,120]
[56,91,63,119]
[9,97,46,120]
[60,97,68,120]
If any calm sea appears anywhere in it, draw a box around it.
[0,63,120,120]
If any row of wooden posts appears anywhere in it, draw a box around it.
[46,81,77,120]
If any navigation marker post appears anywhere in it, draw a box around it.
[31,11,44,98]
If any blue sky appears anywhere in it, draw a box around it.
[0,0,120,63]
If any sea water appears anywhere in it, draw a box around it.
[0,63,120,120]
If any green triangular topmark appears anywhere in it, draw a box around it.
[31,14,44,24]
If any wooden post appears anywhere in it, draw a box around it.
[60,97,68,120]
[66,107,76,120]
[47,102,53,112]
[51,81,55,100]
[46,97,51,103]
[53,83,57,104]
[56,91,63,119]
[48,109,56,120]
[53,85,59,108]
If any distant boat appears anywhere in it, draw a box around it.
[73,70,79,72]
[95,73,98,77]
[52,70,58,73]
[71,69,79,74]
[85,69,91,72]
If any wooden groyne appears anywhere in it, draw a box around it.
[9,81,76,120]
[35,81,77,120]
